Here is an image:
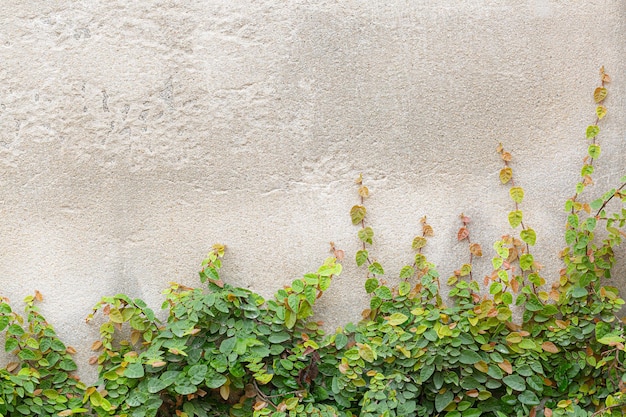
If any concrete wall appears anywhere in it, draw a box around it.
[1,1,625,381]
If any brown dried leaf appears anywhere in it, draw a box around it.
[130,330,141,345]
[541,342,559,353]
[469,243,483,257]
[339,362,349,374]
[66,346,77,354]
[244,384,256,398]
[457,227,470,241]
[91,341,103,351]
[34,290,43,302]
[253,401,268,411]
[498,360,513,375]
[358,186,369,198]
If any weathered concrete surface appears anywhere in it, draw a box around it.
[1,1,625,381]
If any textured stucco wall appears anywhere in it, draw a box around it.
[1,1,625,381]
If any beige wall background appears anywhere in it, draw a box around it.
[1,1,625,381]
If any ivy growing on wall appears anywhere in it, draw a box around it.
[1,68,625,417]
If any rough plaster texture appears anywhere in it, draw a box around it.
[1,1,625,381]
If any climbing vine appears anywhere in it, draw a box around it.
[1,68,625,417]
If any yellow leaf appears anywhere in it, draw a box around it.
[474,361,489,373]
[220,384,230,401]
[500,167,513,184]
[594,87,607,103]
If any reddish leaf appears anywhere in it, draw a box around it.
[457,227,470,241]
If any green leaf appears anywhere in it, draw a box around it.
[370,296,382,310]
[459,350,482,365]
[335,333,348,350]
[596,105,607,119]
[284,309,296,329]
[588,144,601,158]
[358,227,374,244]
[462,409,482,417]
[356,250,368,267]
[5,337,19,352]
[435,390,454,412]
[598,334,625,345]
[519,254,534,271]
[219,337,237,354]
[368,262,384,275]
[7,324,24,337]
[581,164,594,177]
[147,378,169,393]
[508,211,523,228]
[420,363,435,381]
[357,343,376,362]
[0,316,8,332]
[502,375,526,391]
[398,280,411,296]
[489,282,503,295]
[501,292,513,305]
[412,236,427,250]
[287,294,299,314]
[291,279,304,293]
[520,228,536,246]
[570,286,588,298]
[387,313,408,326]
[124,362,145,379]
[586,125,600,139]
[518,391,540,405]
[205,373,228,389]
[365,278,379,294]
[584,217,597,232]
[375,286,393,300]
[268,332,290,344]
[350,205,366,225]
[509,187,524,204]
[399,265,414,280]
[595,322,613,340]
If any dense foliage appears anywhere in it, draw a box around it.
[1,68,625,417]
